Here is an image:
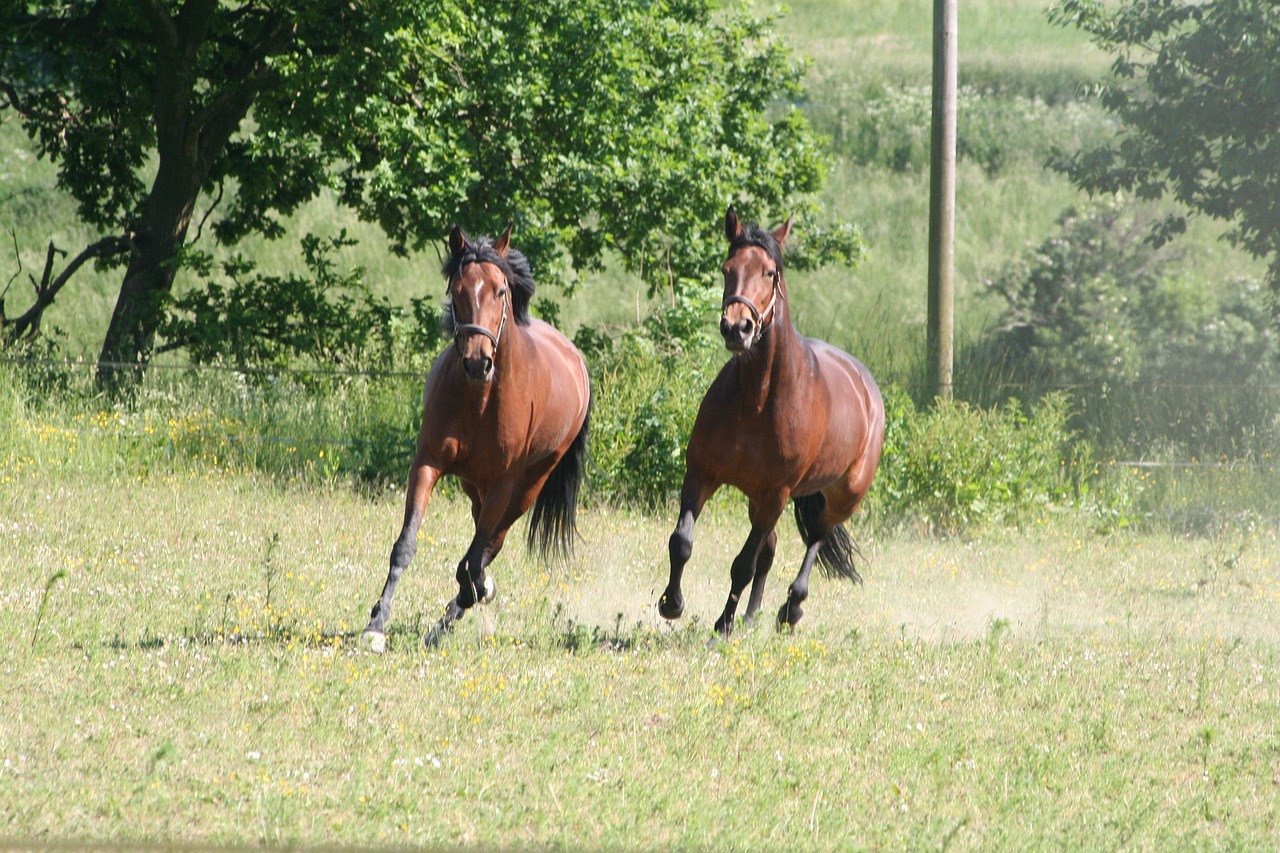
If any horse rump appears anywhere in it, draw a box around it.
[792,492,864,583]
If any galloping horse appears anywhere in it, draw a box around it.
[659,207,884,636]
[362,225,591,650]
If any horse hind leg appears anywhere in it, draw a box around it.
[779,492,862,629]
[778,538,823,630]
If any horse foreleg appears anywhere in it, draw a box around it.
[363,459,441,652]
[715,498,786,637]
[742,528,778,625]
[660,477,716,621]
[455,481,516,610]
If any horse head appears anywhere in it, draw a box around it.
[443,223,534,383]
[720,206,793,354]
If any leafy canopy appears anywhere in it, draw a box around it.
[2,0,856,307]
[1048,0,1280,304]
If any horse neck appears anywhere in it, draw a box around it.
[455,319,531,413]
[736,295,804,411]
[490,319,533,396]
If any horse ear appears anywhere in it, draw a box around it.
[448,225,467,257]
[493,222,513,259]
[772,214,794,248]
[725,206,743,243]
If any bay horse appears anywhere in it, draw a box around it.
[659,207,885,637]
[362,224,592,650]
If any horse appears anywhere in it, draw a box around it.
[361,224,592,650]
[658,207,885,637]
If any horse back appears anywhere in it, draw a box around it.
[803,338,884,490]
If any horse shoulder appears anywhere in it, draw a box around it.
[417,353,481,468]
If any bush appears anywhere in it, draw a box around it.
[874,388,1087,534]
[578,287,725,509]
[977,201,1280,460]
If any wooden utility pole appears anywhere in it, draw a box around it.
[927,0,957,401]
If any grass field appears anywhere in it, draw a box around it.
[3,469,1279,849]
[4,1,1279,849]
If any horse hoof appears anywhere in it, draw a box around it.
[777,602,803,630]
[423,621,452,649]
[658,591,685,621]
[361,631,387,654]
[480,575,496,605]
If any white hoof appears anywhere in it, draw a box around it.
[361,631,387,654]
[480,575,496,605]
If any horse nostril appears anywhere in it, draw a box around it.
[464,355,494,381]
[720,318,754,341]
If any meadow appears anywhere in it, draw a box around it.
[4,0,1280,849]
[4,469,1279,849]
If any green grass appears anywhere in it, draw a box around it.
[3,3,1278,849]
[3,468,1279,848]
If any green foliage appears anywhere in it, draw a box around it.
[875,388,1084,534]
[977,201,1280,458]
[1049,0,1280,302]
[579,287,724,509]
[160,233,402,370]
[1,0,855,371]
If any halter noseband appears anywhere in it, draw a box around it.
[452,284,509,355]
[722,272,781,330]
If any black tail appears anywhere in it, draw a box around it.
[527,391,592,561]
[793,492,864,583]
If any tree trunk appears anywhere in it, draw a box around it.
[92,0,284,393]
[96,157,202,392]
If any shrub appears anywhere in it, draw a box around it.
[578,287,724,509]
[977,201,1280,459]
[874,388,1084,534]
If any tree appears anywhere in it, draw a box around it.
[0,0,857,389]
[1048,0,1280,317]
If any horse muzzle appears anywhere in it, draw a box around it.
[462,354,494,383]
[720,315,756,353]
[455,322,499,383]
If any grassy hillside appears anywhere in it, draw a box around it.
[2,0,1263,369]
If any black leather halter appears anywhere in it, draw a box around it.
[722,273,781,330]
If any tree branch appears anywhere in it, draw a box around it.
[193,13,295,165]
[2,235,130,345]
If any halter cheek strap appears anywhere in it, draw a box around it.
[722,274,781,329]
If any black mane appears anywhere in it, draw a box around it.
[441,232,535,328]
[728,222,785,273]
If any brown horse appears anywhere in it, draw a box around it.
[362,225,592,650]
[659,207,885,636]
